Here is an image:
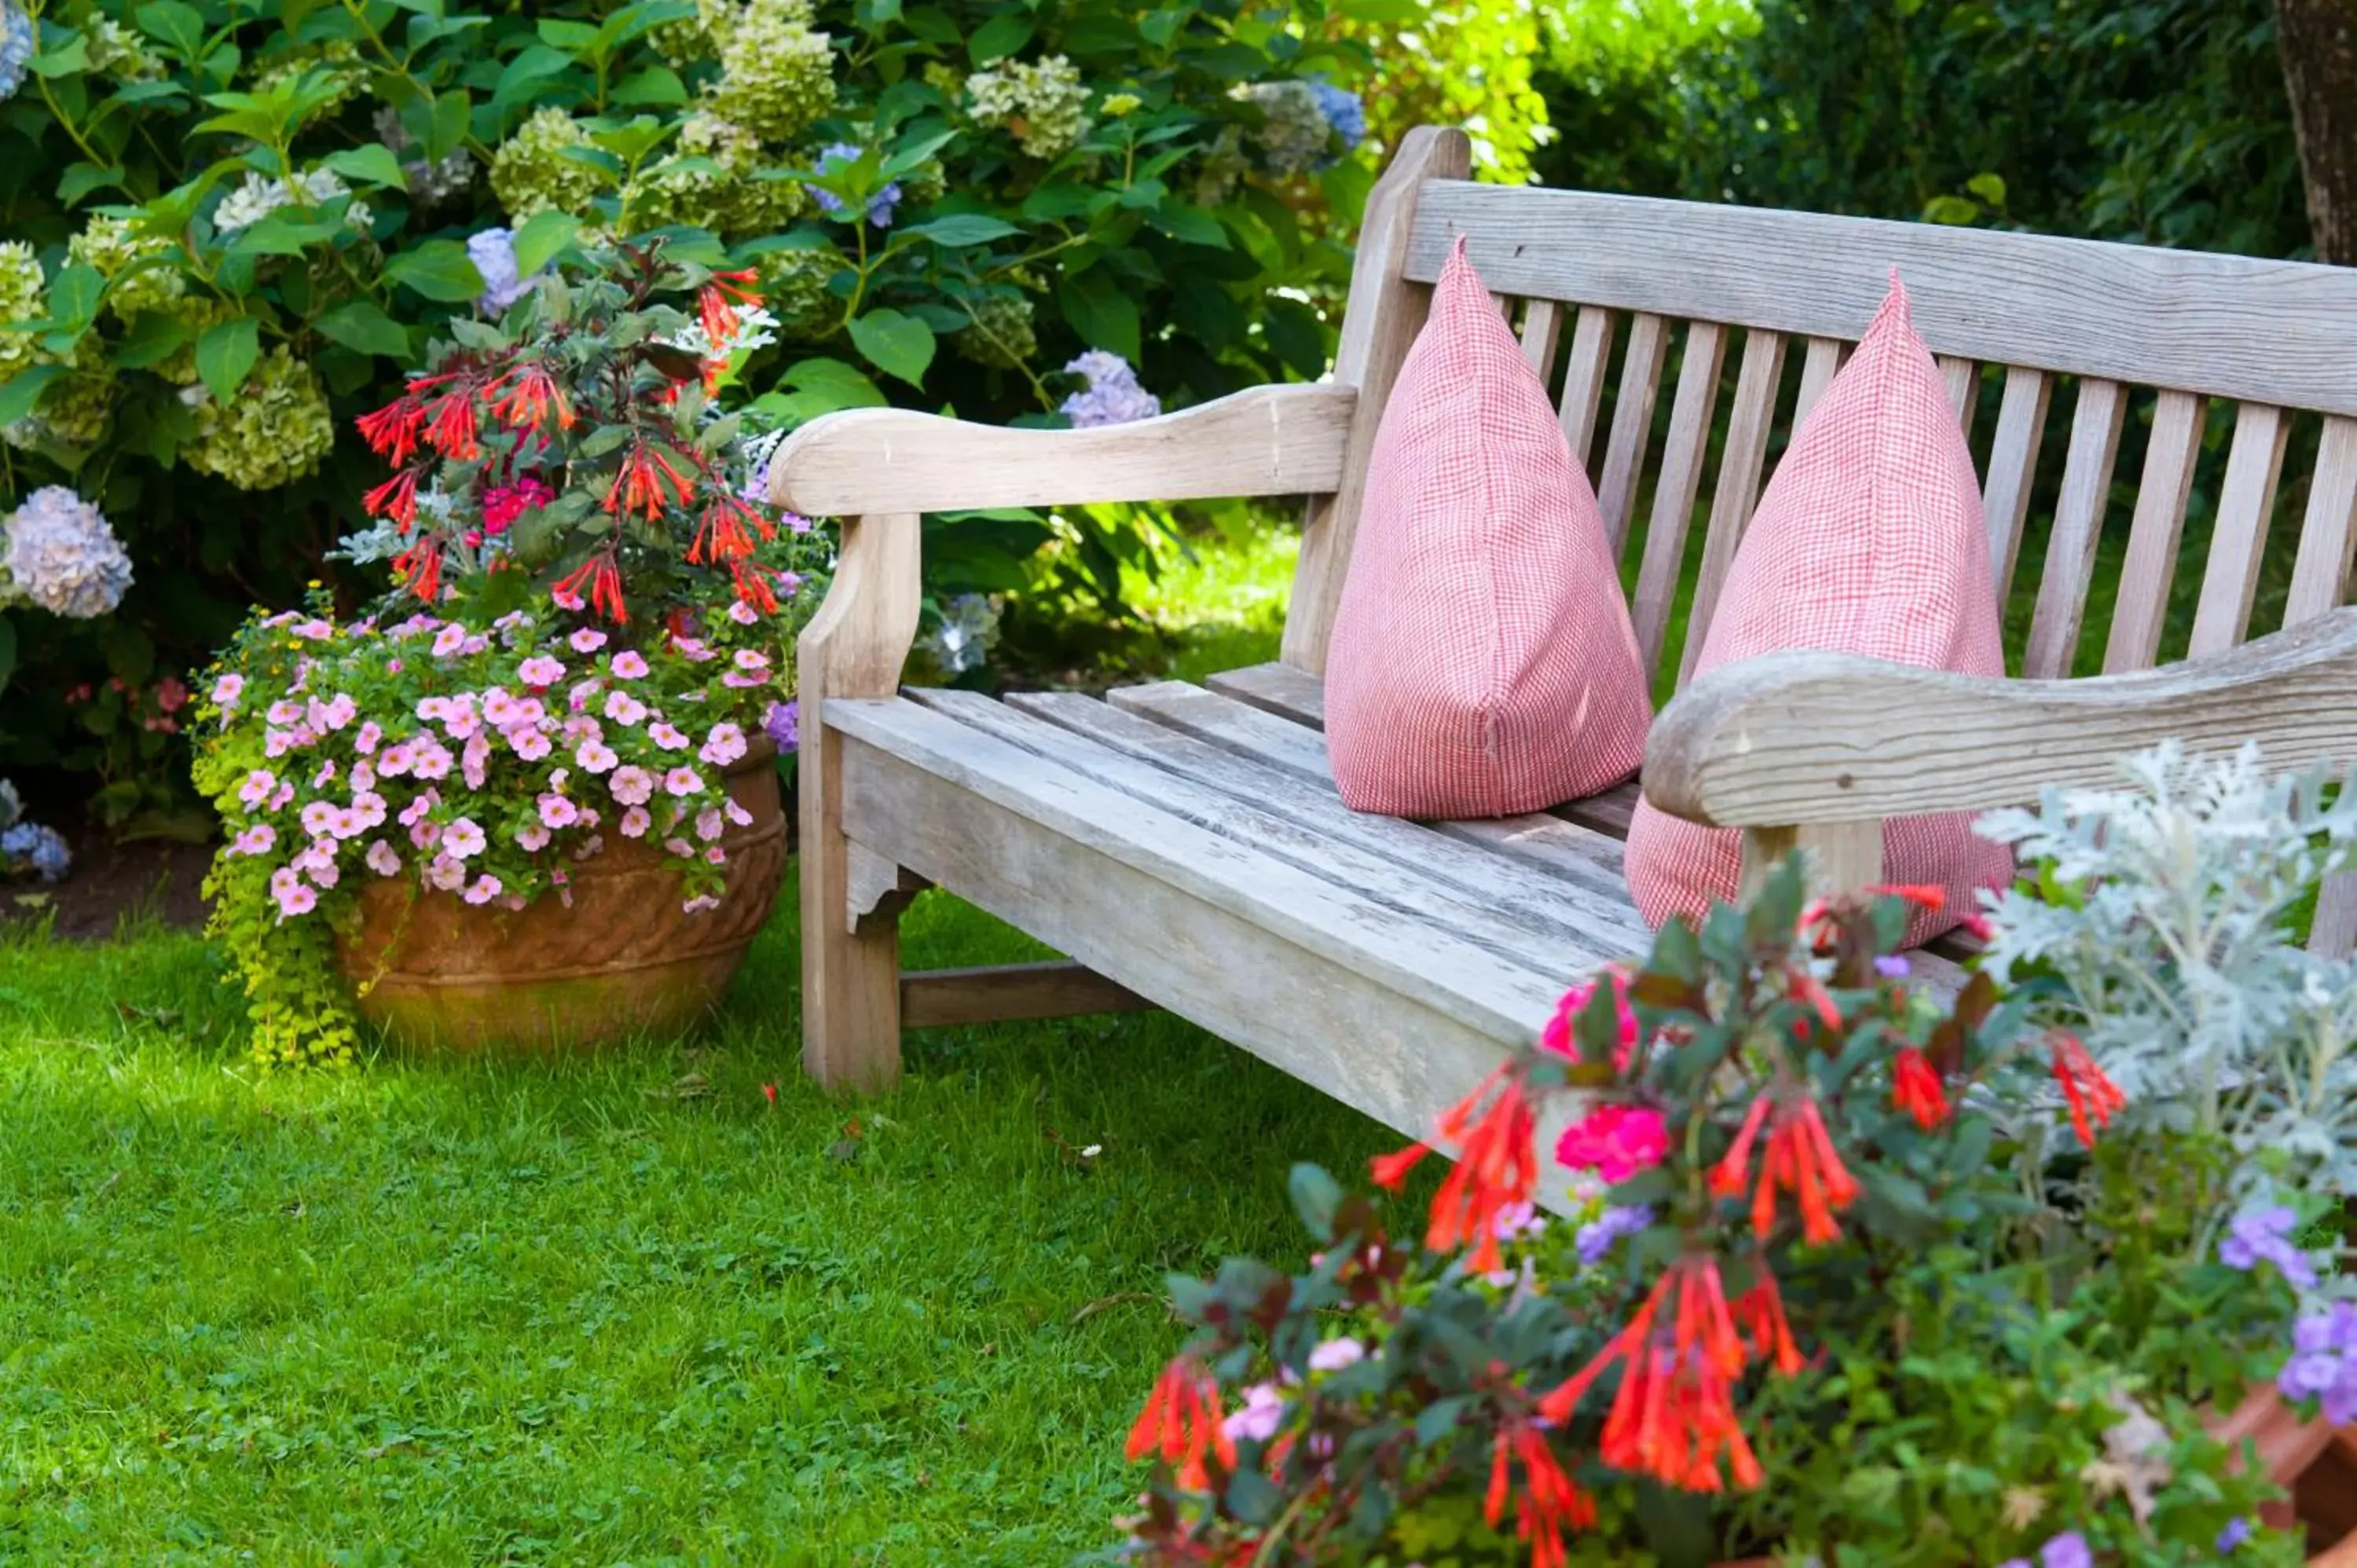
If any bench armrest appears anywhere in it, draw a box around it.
[1643,606,2357,829]
[764,383,1356,517]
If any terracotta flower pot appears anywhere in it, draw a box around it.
[1706,1392,2355,1566]
[336,750,789,1050]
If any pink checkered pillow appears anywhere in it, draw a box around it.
[1623,273,2012,946]
[1323,238,1650,819]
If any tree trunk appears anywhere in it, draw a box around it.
[2276,0,2357,263]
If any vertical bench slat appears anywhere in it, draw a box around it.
[1557,306,1617,472]
[1596,311,1671,558]
[2187,403,2291,658]
[1519,298,1563,380]
[2295,417,2357,959]
[1981,367,2054,599]
[2022,377,2129,680]
[2102,390,2209,672]
[1633,321,1730,680]
[1680,328,1788,683]
[1938,355,1979,445]
[1794,336,1844,427]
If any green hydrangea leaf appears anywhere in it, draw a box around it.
[195,315,260,404]
[512,210,582,278]
[966,11,1033,64]
[322,145,409,189]
[848,308,935,387]
[312,301,412,359]
[901,214,1021,247]
[0,365,65,427]
[385,240,486,303]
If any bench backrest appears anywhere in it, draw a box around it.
[1285,127,2357,715]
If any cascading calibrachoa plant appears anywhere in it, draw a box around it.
[1116,844,2344,1566]
[193,238,828,1064]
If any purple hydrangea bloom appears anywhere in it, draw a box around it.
[1307,80,1365,159]
[764,699,799,754]
[2217,1516,2253,1552]
[1574,1203,1651,1265]
[809,144,900,228]
[0,2,33,102]
[3,486,133,618]
[1060,350,1161,428]
[467,226,541,314]
[2219,1204,2317,1288]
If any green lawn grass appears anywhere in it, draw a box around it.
[0,886,1394,1563]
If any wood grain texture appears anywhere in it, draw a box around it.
[1596,311,1671,558]
[845,840,927,934]
[1981,366,2054,597]
[1643,606,2357,826]
[2102,389,2209,672]
[2023,377,2129,680]
[1406,181,2357,415]
[1284,126,1473,675]
[1741,822,1882,901]
[765,383,1354,516]
[1519,296,1563,380]
[2308,873,2357,960]
[1937,355,1979,443]
[900,961,1153,1028]
[2287,416,2357,628]
[795,511,922,1090]
[1557,306,1617,469]
[1632,321,1728,679]
[1681,328,1787,683]
[2188,402,2290,657]
[1794,336,1844,427]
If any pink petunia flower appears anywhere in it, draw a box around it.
[619,805,652,838]
[698,723,748,768]
[572,833,603,861]
[671,637,717,662]
[269,782,295,812]
[354,720,383,754]
[732,648,770,672]
[703,844,727,866]
[720,671,765,688]
[567,678,601,713]
[516,822,551,852]
[664,837,695,858]
[552,584,585,611]
[432,624,468,657]
[695,807,724,842]
[462,874,503,905]
[378,742,416,777]
[300,800,338,838]
[230,823,277,856]
[275,880,318,919]
[294,618,334,642]
[681,894,720,914]
[610,650,651,680]
[412,742,454,780]
[211,673,245,709]
[238,769,277,808]
[313,758,337,789]
[570,628,608,654]
[424,853,467,891]
[352,791,387,828]
[574,738,618,773]
[328,805,366,841]
[505,725,552,761]
[649,721,689,751]
[439,697,481,741]
[1222,1382,1287,1445]
[608,765,656,806]
[724,798,753,828]
[442,816,487,859]
[482,688,526,728]
[562,713,603,745]
[463,732,492,789]
[263,729,300,758]
[315,692,357,731]
[350,762,378,794]
[266,699,304,727]
[537,793,580,829]
[726,599,760,625]
[603,691,648,726]
[663,766,704,797]
[518,655,566,687]
[365,839,401,877]
[398,789,439,828]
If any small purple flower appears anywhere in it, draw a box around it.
[1873,954,1911,979]
[2220,1205,2317,1288]
[809,143,900,228]
[2217,1517,2253,1552]
[764,698,799,754]
[1574,1203,1651,1266]
[2039,1533,2091,1568]
[1060,350,1161,428]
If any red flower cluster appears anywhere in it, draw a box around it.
[1370,1066,1538,1274]
[1127,1357,1237,1493]
[1710,1094,1860,1247]
[2049,1031,2125,1147]
[1485,1415,1596,1568]
[1891,1046,1949,1130]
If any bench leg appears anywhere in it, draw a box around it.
[794,510,923,1090]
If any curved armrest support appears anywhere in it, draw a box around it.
[1644,606,2357,827]
[766,383,1356,516]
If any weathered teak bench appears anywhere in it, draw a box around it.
[769,126,2357,1152]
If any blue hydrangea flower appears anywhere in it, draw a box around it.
[809,144,900,229]
[1574,1203,1651,1265]
[1307,79,1365,160]
[467,226,541,315]
[1060,350,1161,428]
[3,486,134,619]
[2,821,70,882]
[2219,1203,2317,1288]
[0,3,34,104]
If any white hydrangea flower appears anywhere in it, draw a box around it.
[2,485,134,618]
[213,169,370,238]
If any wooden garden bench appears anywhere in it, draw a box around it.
[769,126,2357,1156]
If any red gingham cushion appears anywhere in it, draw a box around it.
[1324,238,1651,819]
[1623,273,2013,945]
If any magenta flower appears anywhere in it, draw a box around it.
[238,769,277,808]
[703,844,727,865]
[365,840,401,877]
[442,816,487,859]
[619,805,652,838]
[518,654,566,687]
[211,672,245,709]
[610,650,650,680]
[664,765,704,797]
[698,722,749,768]
[1555,1105,1671,1184]
[570,627,608,654]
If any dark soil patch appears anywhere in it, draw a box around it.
[5,829,213,938]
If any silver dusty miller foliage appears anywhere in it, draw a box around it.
[1978,742,2357,1200]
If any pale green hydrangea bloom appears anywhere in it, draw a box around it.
[1245,80,1330,178]
[955,289,1037,370]
[756,244,845,339]
[68,214,188,319]
[82,16,163,79]
[649,0,752,64]
[706,0,834,145]
[626,112,808,237]
[0,241,45,383]
[490,106,608,220]
[182,347,333,490]
[966,54,1090,160]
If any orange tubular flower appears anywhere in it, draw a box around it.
[362,467,421,526]
[1892,1046,1949,1130]
[1540,1256,1764,1493]
[1732,1265,1803,1376]
[2050,1031,2125,1148]
[1124,1357,1236,1493]
[698,269,763,343]
[1714,1096,1860,1245]
[1486,1419,1597,1568]
[491,365,574,434]
[1865,883,1946,913]
[730,559,779,614]
[356,397,427,464]
[607,445,694,519]
[1428,1068,1538,1273]
[392,538,442,603]
[1369,1141,1431,1190]
[423,387,481,461]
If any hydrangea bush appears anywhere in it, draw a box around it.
[0,0,1490,811]
[192,241,824,1064]
[1116,840,2342,1565]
